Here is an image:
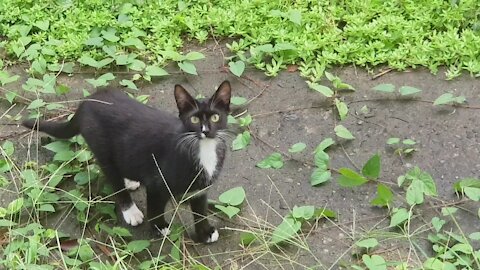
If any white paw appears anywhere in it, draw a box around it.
[122,203,144,226]
[206,229,219,243]
[124,178,140,191]
[155,226,171,237]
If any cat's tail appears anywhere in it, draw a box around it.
[22,112,80,139]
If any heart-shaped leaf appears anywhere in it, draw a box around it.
[229,60,245,77]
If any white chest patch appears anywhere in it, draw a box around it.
[198,138,218,178]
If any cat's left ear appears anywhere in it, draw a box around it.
[210,80,231,111]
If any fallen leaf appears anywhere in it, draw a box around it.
[287,65,298,72]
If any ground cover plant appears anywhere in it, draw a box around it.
[0,0,480,269]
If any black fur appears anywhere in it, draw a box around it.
[23,81,232,243]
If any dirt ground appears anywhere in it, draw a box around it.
[1,41,480,269]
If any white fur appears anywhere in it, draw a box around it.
[198,138,218,178]
[122,203,144,226]
[124,178,140,191]
[155,226,171,237]
[206,229,219,243]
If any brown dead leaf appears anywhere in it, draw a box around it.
[287,65,298,72]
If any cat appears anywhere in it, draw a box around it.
[23,81,232,243]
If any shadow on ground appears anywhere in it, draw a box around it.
[1,41,479,269]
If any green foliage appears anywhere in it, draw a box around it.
[387,137,417,155]
[232,131,251,151]
[433,93,466,106]
[256,153,284,169]
[453,178,480,201]
[288,142,306,153]
[334,125,355,140]
[215,187,246,218]
[229,60,245,77]
[398,167,437,206]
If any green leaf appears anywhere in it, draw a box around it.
[120,79,138,90]
[34,20,50,31]
[1,140,14,156]
[27,99,46,110]
[372,83,395,93]
[178,61,197,75]
[315,138,335,153]
[38,204,55,212]
[433,93,455,106]
[370,184,393,207]
[399,86,422,96]
[84,37,103,46]
[292,205,314,220]
[78,55,99,68]
[0,219,17,227]
[230,96,247,105]
[44,141,70,153]
[307,81,333,97]
[441,207,458,216]
[256,153,284,169]
[121,37,145,50]
[232,131,251,151]
[7,197,24,214]
[185,51,205,61]
[238,115,252,127]
[54,150,76,161]
[314,150,329,169]
[362,154,381,179]
[362,254,387,270]
[335,99,348,121]
[324,72,335,81]
[5,91,17,103]
[270,217,301,244]
[287,10,302,25]
[229,60,245,77]
[387,138,400,145]
[402,139,416,145]
[313,208,337,219]
[390,208,410,227]
[406,180,425,205]
[356,238,378,249]
[337,168,368,187]
[74,172,91,185]
[334,125,355,140]
[145,65,168,77]
[96,58,114,69]
[218,187,246,206]
[101,29,120,42]
[127,240,150,253]
[468,232,480,241]
[240,232,256,246]
[129,59,146,71]
[112,226,132,237]
[215,205,240,218]
[431,217,445,232]
[288,143,306,153]
[464,187,480,201]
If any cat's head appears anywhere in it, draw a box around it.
[174,80,231,139]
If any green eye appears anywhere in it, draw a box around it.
[190,116,200,124]
[210,114,220,122]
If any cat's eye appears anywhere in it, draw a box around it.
[190,116,200,124]
[210,114,220,122]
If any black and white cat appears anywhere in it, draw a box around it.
[23,81,232,243]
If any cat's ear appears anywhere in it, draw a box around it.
[210,80,231,111]
[174,84,197,114]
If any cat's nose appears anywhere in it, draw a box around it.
[201,124,210,135]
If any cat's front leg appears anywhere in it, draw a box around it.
[190,193,218,243]
[146,189,171,237]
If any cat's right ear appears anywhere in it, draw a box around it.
[174,84,197,114]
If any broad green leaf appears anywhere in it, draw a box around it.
[270,217,301,244]
[178,61,197,75]
[403,167,437,196]
[387,137,400,145]
[307,81,333,97]
[127,240,150,253]
[113,227,132,237]
[390,208,410,227]
[54,150,76,161]
[337,168,368,187]
[288,143,306,153]
[423,258,456,270]
[313,208,337,219]
[7,197,24,214]
[335,98,348,121]
[315,138,335,153]
[218,187,246,206]
[230,96,247,105]
[453,178,480,192]
[120,79,138,90]
[288,10,302,25]
[334,125,355,140]
[74,172,91,185]
[78,55,98,68]
[406,180,425,205]
[324,71,335,81]
[229,60,245,77]
[433,93,455,105]
[464,187,480,201]
[215,205,240,218]
[256,153,284,169]
[311,169,331,186]
[314,150,329,169]
[121,37,145,50]
[38,204,55,212]
[240,232,256,246]
[129,59,146,71]
[370,184,393,207]
[1,140,14,156]
[238,115,252,127]
[362,154,381,179]
[27,99,46,110]
[0,219,17,227]
[431,217,445,232]
[362,254,387,270]
[101,29,120,42]
[292,205,314,220]
[96,58,114,68]
[145,65,168,77]
[185,51,205,61]
[372,83,395,93]
[441,207,458,216]
[399,86,422,96]
[232,131,250,151]
[356,238,378,249]
[84,37,103,46]
[468,232,480,241]
[402,139,416,145]
[34,20,50,31]
[44,141,70,153]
